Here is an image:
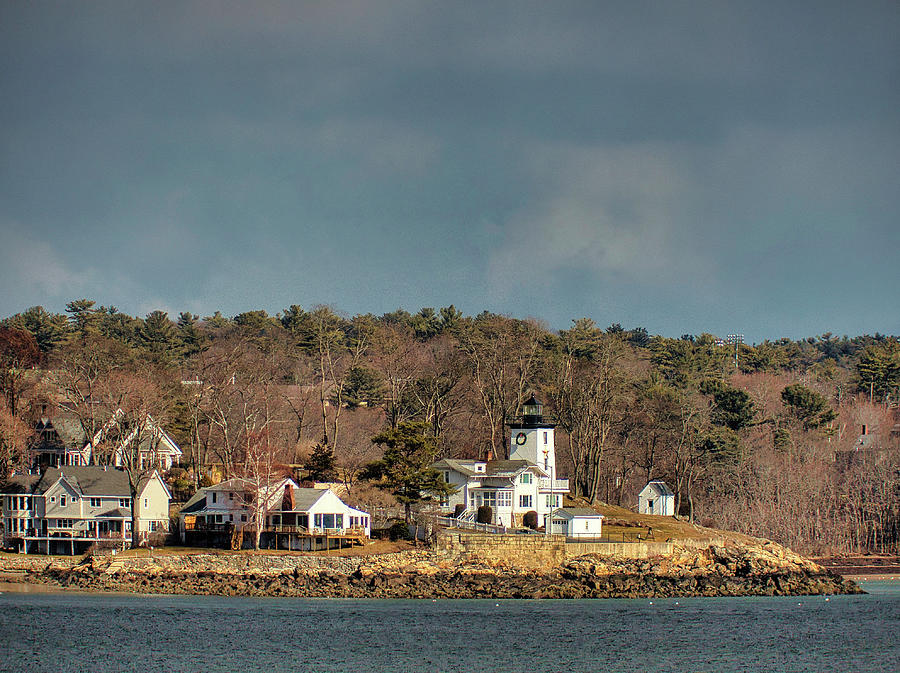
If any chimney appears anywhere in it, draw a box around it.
[281,484,295,511]
[485,448,494,462]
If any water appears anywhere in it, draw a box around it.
[1,583,898,673]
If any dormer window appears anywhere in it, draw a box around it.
[475,464,485,473]
[520,473,532,484]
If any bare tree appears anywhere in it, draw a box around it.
[0,406,29,478]
[238,428,287,550]
[50,338,133,463]
[457,317,542,458]
[369,322,419,429]
[553,327,628,502]
[0,327,41,417]
[96,366,175,548]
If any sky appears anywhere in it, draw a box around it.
[1,1,897,344]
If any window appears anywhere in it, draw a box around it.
[520,473,531,484]
[443,471,451,483]
[90,498,102,508]
[119,498,131,508]
[215,514,223,523]
[143,498,148,508]
[479,491,497,508]
[314,513,343,529]
[543,431,548,445]
[55,519,73,528]
[240,514,247,522]
[49,496,56,504]
[60,495,67,507]
[211,492,217,503]
[545,494,560,508]
[519,495,533,509]
[228,514,233,522]
[497,490,512,507]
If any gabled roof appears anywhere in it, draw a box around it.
[179,488,208,514]
[282,487,328,511]
[484,460,531,476]
[433,458,479,476]
[1,474,40,493]
[641,480,674,496]
[433,458,541,477]
[31,414,86,451]
[31,466,163,498]
[553,507,604,518]
[35,466,131,496]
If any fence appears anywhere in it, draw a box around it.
[433,515,506,535]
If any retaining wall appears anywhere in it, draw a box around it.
[435,531,676,569]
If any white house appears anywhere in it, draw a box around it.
[178,476,297,535]
[550,507,604,538]
[432,394,569,529]
[179,478,370,550]
[268,484,371,550]
[0,466,171,554]
[638,480,676,516]
[29,411,182,471]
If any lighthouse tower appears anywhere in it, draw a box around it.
[508,393,556,473]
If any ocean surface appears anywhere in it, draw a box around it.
[1,581,897,673]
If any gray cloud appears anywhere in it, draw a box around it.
[1,2,897,340]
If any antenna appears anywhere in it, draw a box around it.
[726,334,744,370]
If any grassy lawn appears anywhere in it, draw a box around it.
[565,498,724,543]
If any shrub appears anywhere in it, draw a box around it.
[476,505,493,524]
[388,521,412,541]
[453,504,466,518]
[523,510,538,529]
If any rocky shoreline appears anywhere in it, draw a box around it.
[2,541,862,599]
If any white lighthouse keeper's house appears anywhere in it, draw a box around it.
[433,394,569,528]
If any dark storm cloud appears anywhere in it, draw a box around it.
[1,1,897,340]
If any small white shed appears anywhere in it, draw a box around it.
[638,480,675,516]
[549,508,604,538]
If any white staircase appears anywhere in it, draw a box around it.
[456,507,478,523]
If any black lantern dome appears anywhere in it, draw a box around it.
[522,394,543,423]
[508,392,555,429]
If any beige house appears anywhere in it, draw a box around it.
[0,466,171,554]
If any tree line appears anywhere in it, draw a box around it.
[1,300,898,554]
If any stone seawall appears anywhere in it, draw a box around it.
[435,531,674,568]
